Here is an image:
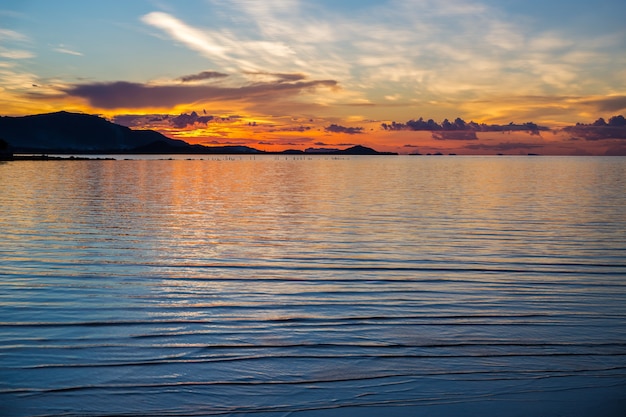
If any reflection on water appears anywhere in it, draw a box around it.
[1,156,625,416]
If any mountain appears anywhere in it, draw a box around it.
[0,111,189,153]
[335,145,397,155]
[290,145,397,155]
[0,111,397,155]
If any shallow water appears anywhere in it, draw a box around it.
[1,156,625,416]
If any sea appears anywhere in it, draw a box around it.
[1,155,625,417]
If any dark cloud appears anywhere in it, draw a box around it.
[170,111,213,128]
[112,114,153,127]
[62,79,338,109]
[325,124,363,134]
[464,142,544,151]
[582,96,626,113]
[112,112,213,129]
[561,115,626,140]
[382,117,549,135]
[112,113,178,127]
[179,71,229,82]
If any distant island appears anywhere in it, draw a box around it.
[0,111,396,157]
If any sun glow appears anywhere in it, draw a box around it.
[0,1,624,155]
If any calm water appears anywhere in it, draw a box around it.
[1,156,625,416]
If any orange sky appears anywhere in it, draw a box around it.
[1,1,625,154]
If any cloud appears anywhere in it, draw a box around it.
[137,3,624,116]
[0,49,34,59]
[581,96,626,113]
[53,45,82,56]
[61,78,337,109]
[141,12,229,60]
[325,124,363,134]
[179,70,228,82]
[141,11,295,72]
[561,115,626,140]
[0,29,29,42]
[382,117,549,135]
[112,111,249,130]
[0,29,33,59]
[111,114,149,127]
[170,111,214,128]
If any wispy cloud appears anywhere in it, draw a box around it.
[0,28,29,42]
[140,8,351,83]
[53,46,82,56]
[138,0,624,120]
[0,49,33,59]
[0,28,33,60]
[141,12,230,61]
[141,11,296,73]
[4,0,623,133]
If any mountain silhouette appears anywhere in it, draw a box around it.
[0,111,189,153]
[0,111,396,155]
[336,145,396,155]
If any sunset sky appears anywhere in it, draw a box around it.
[1,0,625,154]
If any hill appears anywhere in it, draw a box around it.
[0,111,396,155]
[0,111,190,153]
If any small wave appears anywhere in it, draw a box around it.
[0,312,598,328]
[153,262,626,276]
[7,364,626,396]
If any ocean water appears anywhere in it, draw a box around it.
[1,155,625,416]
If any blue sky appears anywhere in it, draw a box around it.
[1,0,625,154]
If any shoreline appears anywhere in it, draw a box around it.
[2,155,116,161]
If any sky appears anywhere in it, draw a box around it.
[1,0,625,155]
